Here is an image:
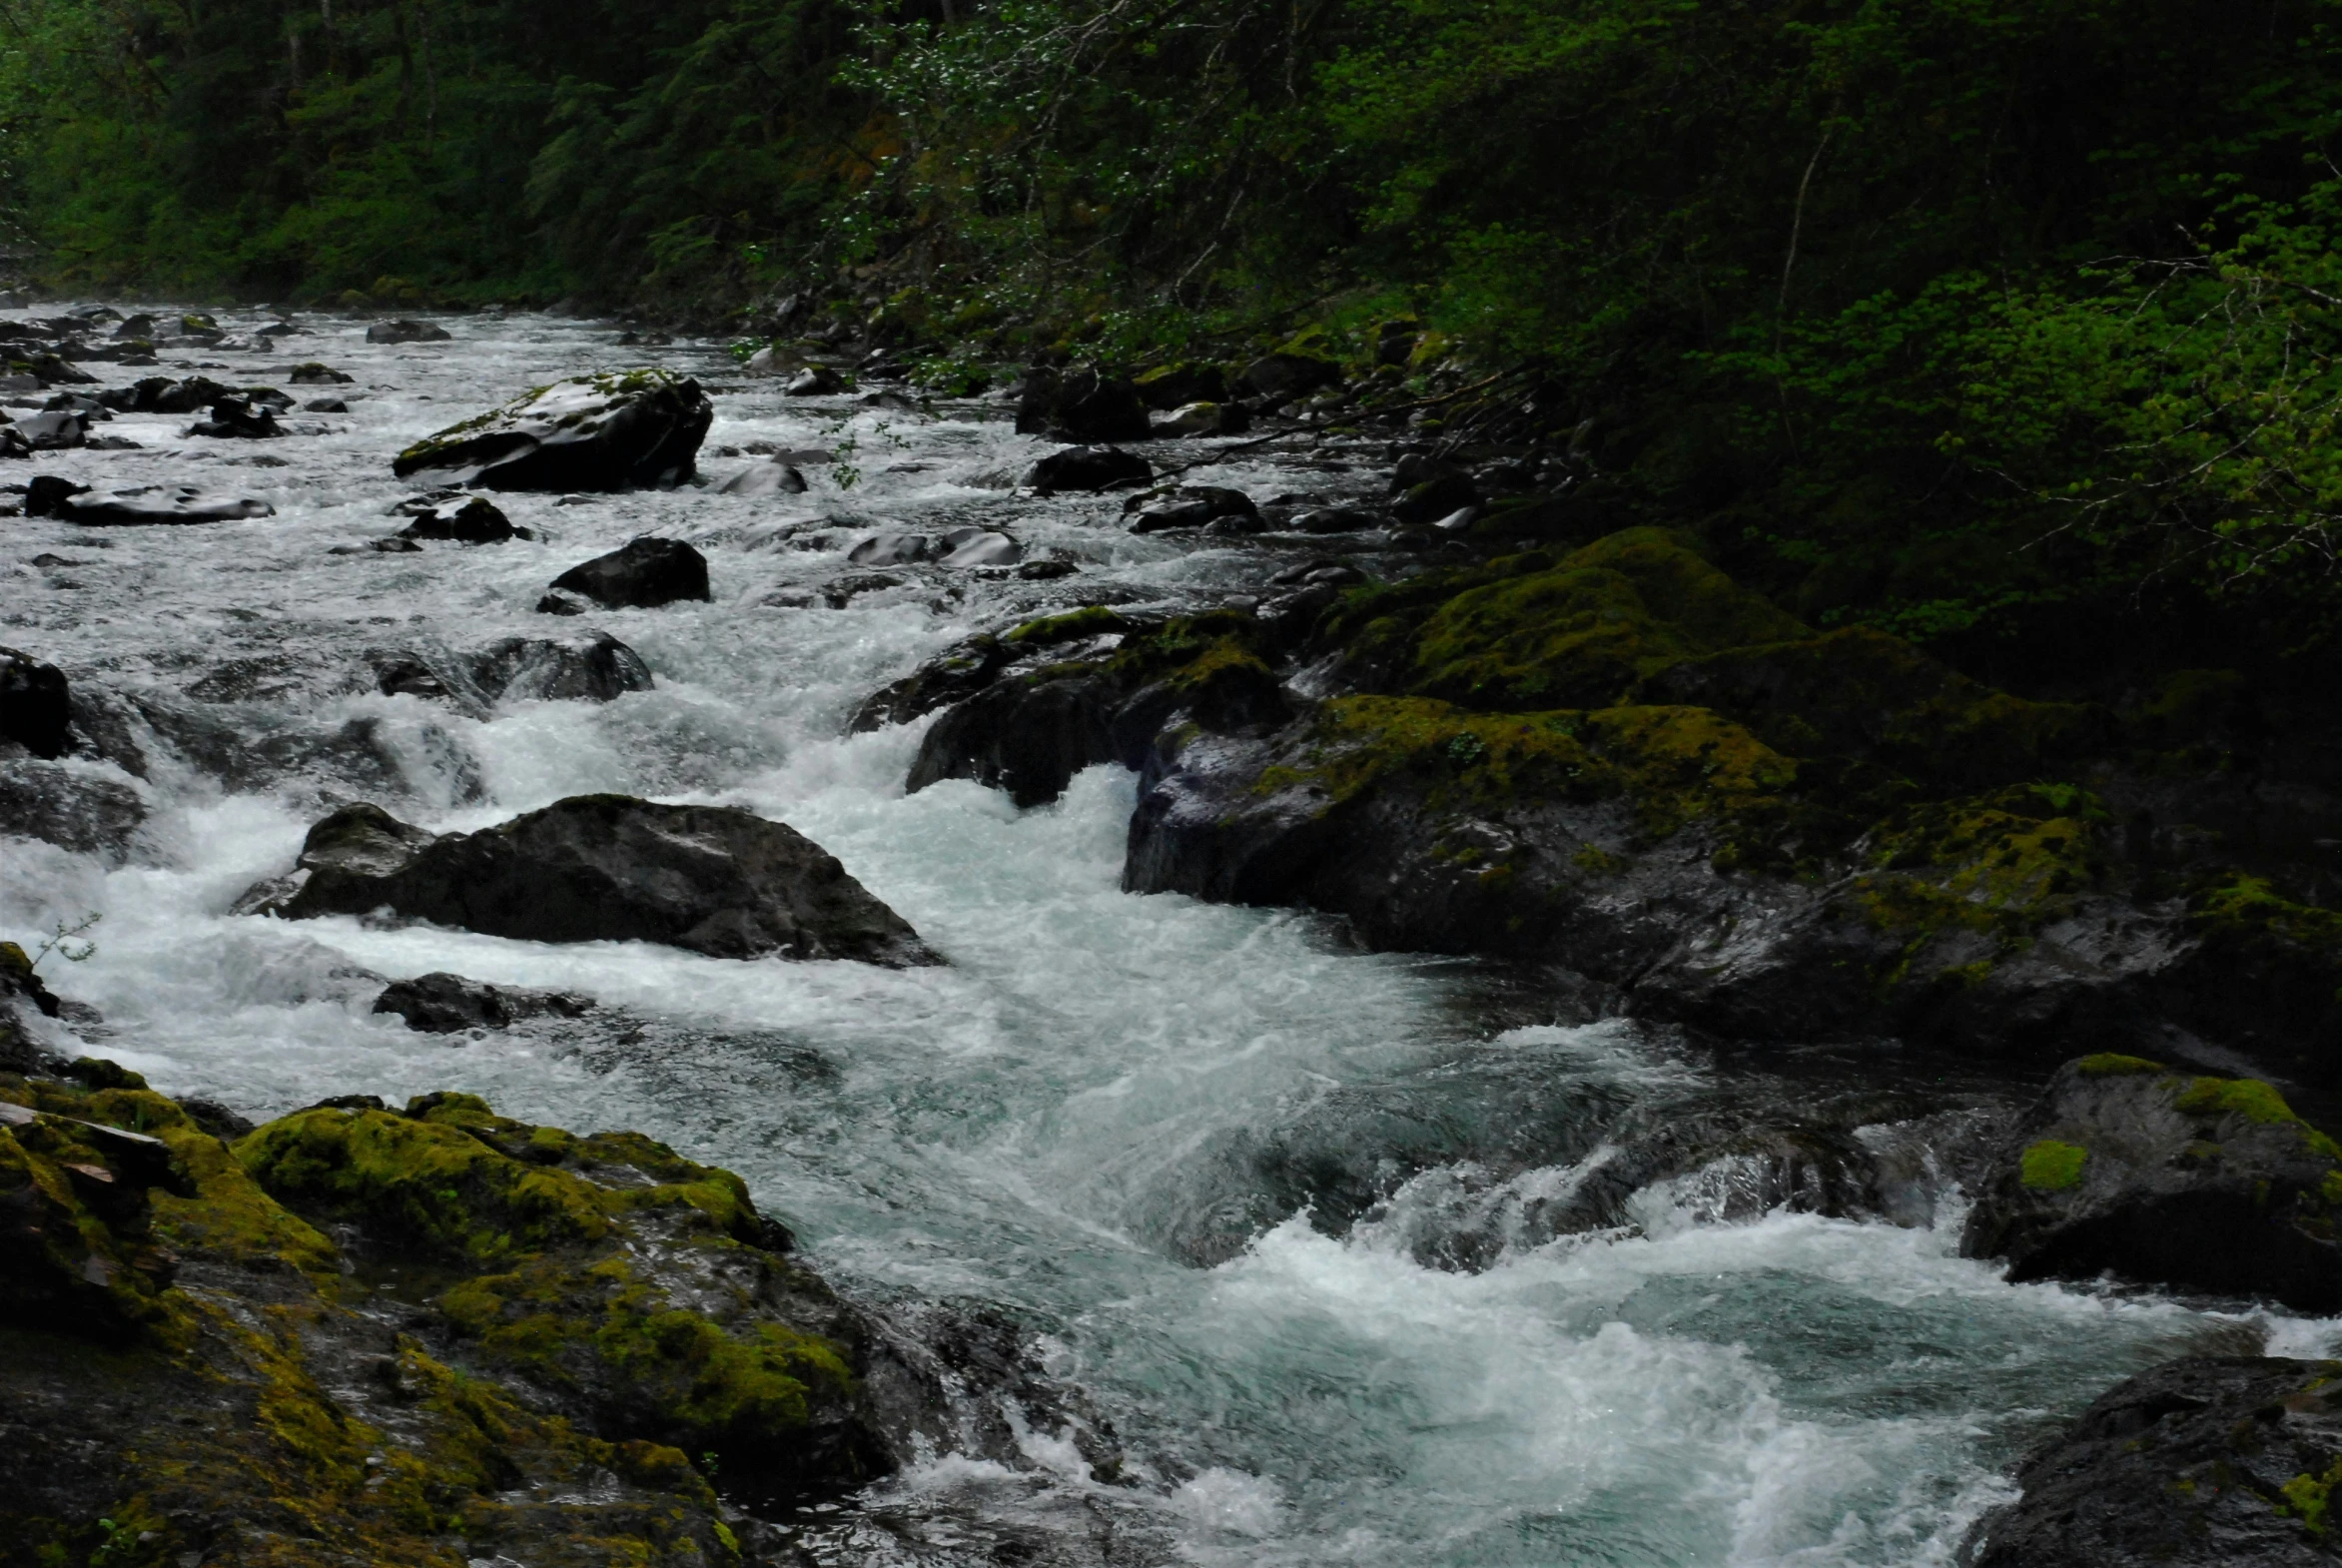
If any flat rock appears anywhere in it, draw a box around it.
[392,370,712,491]
[373,971,592,1033]
[242,795,942,965]
[545,536,710,608]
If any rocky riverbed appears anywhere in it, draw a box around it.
[7,304,2342,1567]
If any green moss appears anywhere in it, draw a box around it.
[2175,1076,2303,1127]
[2019,1139,2089,1190]
[2194,874,2342,952]
[2281,1455,2342,1532]
[1003,605,1129,646]
[2076,1053,2167,1076]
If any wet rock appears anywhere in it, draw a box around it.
[1125,485,1259,534]
[373,971,592,1033]
[27,476,274,525]
[24,354,97,388]
[287,361,354,384]
[1960,1056,2342,1309]
[0,760,147,861]
[243,795,943,965]
[93,375,232,413]
[1236,351,1339,403]
[110,313,155,342]
[365,318,453,344]
[1023,444,1152,494]
[718,459,808,496]
[939,527,1021,567]
[846,532,934,566]
[395,493,520,543]
[784,365,848,395]
[186,395,284,438]
[1962,1356,2342,1568]
[12,409,85,449]
[536,590,589,615]
[469,631,655,702]
[909,672,1131,808]
[393,370,713,491]
[742,344,800,377]
[1132,362,1227,410]
[302,396,348,412]
[0,646,73,759]
[545,536,711,609]
[1157,399,1250,436]
[1015,363,1153,442]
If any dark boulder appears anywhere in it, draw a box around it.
[1156,400,1250,436]
[25,355,97,388]
[545,536,710,609]
[908,673,1132,809]
[392,370,713,491]
[0,761,151,862]
[365,319,453,345]
[470,632,654,702]
[783,365,849,396]
[288,362,355,384]
[1024,445,1152,494]
[396,494,520,543]
[845,532,933,566]
[1960,1056,2342,1310]
[1962,1356,2342,1568]
[1236,352,1340,403]
[0,648,72,759]
[187,396,283,438]
[242,795,942,965]
[12,410,86,450]
[1132,363,1228,410]
[1016,364,1153,442]
[304,397,350,412]
[110,314,155,342]
[1125,485,1259,534]
[373,972,593,1033]
[27,477,273,525]
[718,460,809,496]
[92,376,232,414]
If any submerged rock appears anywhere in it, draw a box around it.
[1024,444,1152,494]
[1961,1056,2342,1309]
[27,475,274,525]
[186,395,283,438]
[373,971,592,1032]
[1963,1355,2342,1568]
[545,535,711,608]
[365,318,453,344]
[470,630,655,702]
[394,492,520,543]
[719,458,809,496]
[392,370,713,491]
[0,759,148,861]
[242,795,942,965]
[1125,484,1259,533]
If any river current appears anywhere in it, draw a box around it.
[3,311,2329,1567]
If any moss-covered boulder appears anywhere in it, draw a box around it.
[392,370,713,491]
[0,1072,833,1567]
[1961,1056,2342,1308]
[1963,1355,2342,1568]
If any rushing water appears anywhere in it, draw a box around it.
[3,311,2333,1566]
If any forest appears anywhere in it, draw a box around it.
[6,0,2342,685]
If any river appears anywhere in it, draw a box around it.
[3,310,2329,1567]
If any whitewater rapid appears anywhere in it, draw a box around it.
[2,310,2329,1566]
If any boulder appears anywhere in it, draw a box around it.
[288,362,354,384]
[392,370,713,491]
[742,344,800,378]
[784,366,848,396]
[396,494,520,543]
[373,972,592,1033]
[0,648,72,759]
[1015,363,1153,442]
[1962,1356,2342,1568]
[1960,1056,2342,1309]
[1132,363,1228,410]
[1236,352,1340,403]
[1126,485,1259,534]
[718,460,808,496]
[241,795,942,965]
[25,355,97,388]
[304,396,349,412]
[110,314,155,342]
[94,376,232,414]
[846,532,934,566]
[470,632,655,702]
[939,527,1021,567]
[27,477,273,525]
[1024,445,1152,494]
[0,761,148,862]
[366,319,453,345]
[545,536,710,609]
[186,396,283,438]
[1157,400,1250,436]
[11,410,84,449]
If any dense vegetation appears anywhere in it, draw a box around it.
[8,0,2342,689]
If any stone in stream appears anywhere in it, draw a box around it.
[1015,363,1153,442]
[93,375,233,413]
[26,475,274,525]
[846,532,933,566]
[395,493,522,543]
[1962,1355,2342,1568]
[110,313,155,342]
[11,409,86,450]
[239,795,942,965]
[365,318,452,344]
[1157,399,1249,436]
[1125,485,1259,534]
[939,527,1021,567]
[543,535,710,609]
[186,396,283,438]
[718,459,808,496]
[1960,1055,2342,1310]
[1023,444,1152,494]
[1235,350,1339,403]
[373,971,593,1033]
[1132,362,1227,410]
[0,647,73,759]
[393,370,713,491]
[783,365,848,396]
[469,631,654,702]
[287,361,354,384]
